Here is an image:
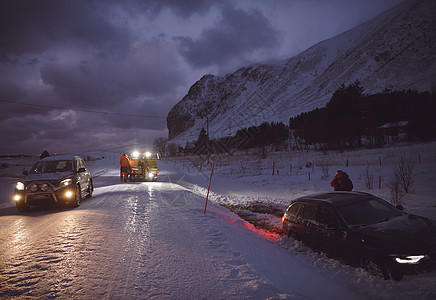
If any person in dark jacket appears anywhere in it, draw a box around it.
[40,150,50,160]
[331,170,353,191]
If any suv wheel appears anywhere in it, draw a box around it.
[70,185,81,207]
[86,181,93,198]
[16,200,30,211]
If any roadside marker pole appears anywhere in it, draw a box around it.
[204,160,215,214]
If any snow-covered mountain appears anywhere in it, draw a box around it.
[167,0,436,141]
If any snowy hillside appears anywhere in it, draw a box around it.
[167,0,436,142]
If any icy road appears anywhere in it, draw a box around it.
[0,166,361,299]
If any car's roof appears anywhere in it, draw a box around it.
[39,155,80,161]
[294,191,379,207]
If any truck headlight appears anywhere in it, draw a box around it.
[16,181,25,191]
[60,179,72,187]
[148,172,154,178]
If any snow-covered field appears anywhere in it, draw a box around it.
[1,142,435,299]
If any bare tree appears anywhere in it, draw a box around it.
[387,173,404,206]
[394,157,415,193]
[167,143,178,157]
[362,165,374,189]
[153,137,167,158]
[255,145,268,159]
[320,165,330,180]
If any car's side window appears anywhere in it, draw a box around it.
[301,204,317,223]
[319,206,339,228]
[78,159,87,171]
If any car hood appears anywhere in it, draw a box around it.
[24,172,74,182]
[353,214,436,253]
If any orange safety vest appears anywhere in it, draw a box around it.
[120,155,130,167]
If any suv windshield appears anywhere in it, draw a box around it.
[30,160,73,174]
[336,197,403,227]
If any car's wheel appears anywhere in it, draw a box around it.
[70,185,81,207]
[86,180,93,198]
[362,256,390,280]
[16,200,30,211]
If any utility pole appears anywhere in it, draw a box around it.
[206,116,210,164]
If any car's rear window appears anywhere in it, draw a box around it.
[287,203,301,217]
[336,197,402,227]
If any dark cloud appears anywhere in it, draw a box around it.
[0,0,128,59]
[0,0,185,154]
[175,4,280,69]
[120,0,217,18]
[39,38,183,109]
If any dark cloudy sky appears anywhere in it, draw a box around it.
[0,0,403,155]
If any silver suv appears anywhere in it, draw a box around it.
[13,155,93,211]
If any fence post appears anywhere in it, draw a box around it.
[204,160,215,215]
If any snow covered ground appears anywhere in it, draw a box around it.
[1,142,435,299]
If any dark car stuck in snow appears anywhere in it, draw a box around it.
[13,155,93,211]
[282,192,436,280]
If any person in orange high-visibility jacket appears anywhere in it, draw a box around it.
[119,153,131,182]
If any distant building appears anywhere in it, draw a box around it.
[377,121,409,144]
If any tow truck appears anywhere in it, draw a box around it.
[129,151,159,182]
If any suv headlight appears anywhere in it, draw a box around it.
[16,182,25,191]
[40,183,49,192]
[29,183,38,192]
[60,178,73,188]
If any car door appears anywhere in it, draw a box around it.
[315,205,348,257]
[284,203,302,235]
[76,158,90,195]
[297,203,320,247]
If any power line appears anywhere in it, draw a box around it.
[0,99,167,119]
